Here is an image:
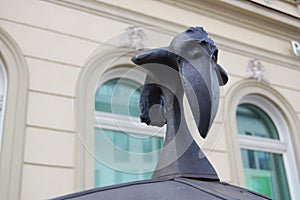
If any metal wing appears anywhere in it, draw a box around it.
[140,74,166,127]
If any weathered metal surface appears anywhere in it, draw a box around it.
[131,27,227,180]
[53,178,270,200]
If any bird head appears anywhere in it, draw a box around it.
[132,27,228,138]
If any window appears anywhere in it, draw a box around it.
[0,58,7,151]
[74,50,168,189]
[237,103,290,199]
[225,81,300,200]
[94,77,164,187]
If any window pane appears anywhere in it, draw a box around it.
[236,104,279,139]
[94,78,163,187]
[95,78,141,117]
[242,149,291,200]
[94,128,163,187]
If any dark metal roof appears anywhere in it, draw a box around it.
[52,177,271,200]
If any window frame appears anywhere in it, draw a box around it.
[225,80,300,200]
[0,58,7,149]
[237,95,296,199]
[95,111,165,138]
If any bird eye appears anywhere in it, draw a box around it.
[199,40,207,45]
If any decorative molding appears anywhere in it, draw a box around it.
[42,0,300,71]
[216,35,300,71]
[282,0,300,14]
[246,59,269,83]
[161,0,300,39]
[120,26,147,50]
[41,0,182,35]
[242,0,300,19]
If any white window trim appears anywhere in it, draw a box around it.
[96,66,147,88]
[238,135,287,154]
[0,58,7,150]
[95,111,165,138]
[225,80,300,200]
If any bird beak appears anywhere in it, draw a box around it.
[131,47,177,67]
[177,59,222,138]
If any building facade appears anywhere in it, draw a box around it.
[0,0,299,199]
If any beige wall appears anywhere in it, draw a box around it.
[0,0,299,199]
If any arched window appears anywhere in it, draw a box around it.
[225,81,300,200]
[94,75,164,187]
[74,50,164,189]
[237,102,290,199]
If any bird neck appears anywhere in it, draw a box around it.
[152,85,219,181]
[161,87,188,145]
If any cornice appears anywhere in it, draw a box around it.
[42,0,184,35]
[42,0,300,71]
[160,0,300,41]
[213,33,300,71]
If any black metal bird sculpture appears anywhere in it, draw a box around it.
[131,27,228,180]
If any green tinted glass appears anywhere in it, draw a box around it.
[242,149,291,200]
[94,128,163,187]
[95,78,141,117]
[236,104,279,139]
